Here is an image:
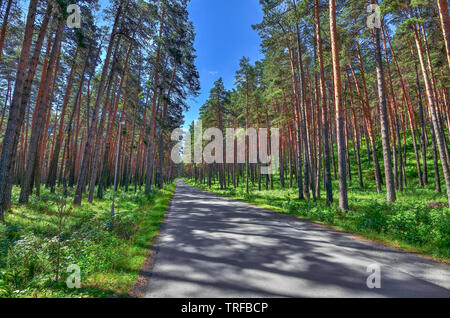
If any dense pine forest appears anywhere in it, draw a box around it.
[0,0,197,297]
[185,0,450,262]
[0,0,449,298]
[0,0,199,216]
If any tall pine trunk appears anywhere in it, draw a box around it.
[371,2,396,202]
[437,0,450,71]
[0,0,39,220]
[315,0,332,205]
[0,0,13,62]
[329,0,348,211]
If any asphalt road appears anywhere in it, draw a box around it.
[144,180,450,298]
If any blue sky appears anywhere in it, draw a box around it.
[184,0,264,129]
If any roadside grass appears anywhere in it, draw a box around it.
[185,177,450,263]
[0,183,176,298]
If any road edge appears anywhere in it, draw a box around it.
[128,181,178,298]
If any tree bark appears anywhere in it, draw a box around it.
[437,0,450,71]
[371,1,396,202]
[315,0,332,204]
[330,0,348,211]
[145,5,166,195]
[0,0,39,220]
[0,0,13,62]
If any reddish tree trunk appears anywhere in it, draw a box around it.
[0,0,39,220]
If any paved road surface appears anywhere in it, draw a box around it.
[144,180,450,298]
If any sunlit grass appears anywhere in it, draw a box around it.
[0,183,175,298]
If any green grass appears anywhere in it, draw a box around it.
[0,183,176,298]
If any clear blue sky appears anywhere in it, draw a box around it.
[184,0,263,129]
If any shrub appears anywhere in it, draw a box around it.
[112,213,140,240]
[0,224,8,261]
[429,209,450,250]
[283,197,300,214]
[6,234,52,285]
[243,192,256,201]
[357,209,387,233]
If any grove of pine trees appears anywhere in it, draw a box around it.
[0,0,199,221]
[186,0,450,214]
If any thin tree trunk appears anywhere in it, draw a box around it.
[330,0,348,211]
[145,5,166,195]
[0,0,12,62]
[437,0,450,71]
[415,63,428,185]
[315,0,332,204]
[371,2,396,202]
[0,0,40,219]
